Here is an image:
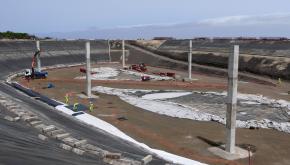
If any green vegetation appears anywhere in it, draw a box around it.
[0,31,36,39]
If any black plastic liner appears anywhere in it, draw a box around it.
[11,82,62,107]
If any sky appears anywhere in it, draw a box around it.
[1,0,290,38]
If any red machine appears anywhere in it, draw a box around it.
[31,50,40,69]
[129,63,147,72]
[152,72,175,78]
[153,72,165,76]
[24,50,48,79]
[166,72,176,77]
[141,76,151,81]
[79,68,97,74]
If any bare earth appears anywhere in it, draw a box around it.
[16,63,290,165]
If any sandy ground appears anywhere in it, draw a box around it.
[16,63,290,165]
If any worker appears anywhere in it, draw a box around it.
[73,103,79,112]
[278,78,282,85]
[65,94,69,104]
[89,102,94,112]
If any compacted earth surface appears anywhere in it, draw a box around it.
[16,63,290,165]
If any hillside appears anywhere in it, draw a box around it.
[131,39,290,80]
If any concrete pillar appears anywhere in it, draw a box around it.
[36,41,41,72]
[108,40,111,62]
[188,40,192,79]
[86,41,91,97]
[226,45,239,154]
[122,40,125,67]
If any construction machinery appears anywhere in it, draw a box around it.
[141,75,151,81]
[24,50,48,79]
[79,67,97,74]
[153,72,176,78]
[129,63,147,72]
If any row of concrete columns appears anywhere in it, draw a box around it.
[226,45,239,153]
[107,40,126,66]
[85,40,126,98]
[108,40,111,62]
[81,40,239,155]
[122,40,126,67]
[37,39,239,155]
[86,42,91,98]
[188,40,192,79]
[36,41,41,72]
[39,41,91,98]
[187,40,239,154]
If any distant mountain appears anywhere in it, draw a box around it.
[40,13,290,39]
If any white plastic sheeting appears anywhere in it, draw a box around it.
[92,86,290,133]
[55,104,206,165]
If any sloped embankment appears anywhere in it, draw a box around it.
[131,40,290,80]
[0,40,110,79]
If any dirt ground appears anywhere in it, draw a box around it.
[16,63,290,165]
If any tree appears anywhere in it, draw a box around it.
[0,31,35,39]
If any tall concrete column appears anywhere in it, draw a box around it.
[226,45,239,153]
[108,40,111,62]
[86,41,91,97]
[188,40,192,79]
[36,41,41,72]
[122,40,125,67]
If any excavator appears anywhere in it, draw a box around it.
[24,50,48,79]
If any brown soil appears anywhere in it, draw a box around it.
[16,63,290,165]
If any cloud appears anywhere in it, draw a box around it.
[199,13,290,26]
[41,13,290,39]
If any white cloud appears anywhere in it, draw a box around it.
[43,12,290,39]
[199,13,290,26]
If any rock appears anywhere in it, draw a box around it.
[59,143,72,151]
[13,117,20,121]
[42,125,57,133]
[117,116,128,121]
[38,134,48,141]
[104,152,121,159]
[22,116,38,122]
[49,129,65,137]
[4,115,14,122]
[103,158,141,165]
[55,133,70,140]
[73,139,87,148]
[62,137,78,146]
[15,111,28,117]
[87,150,101,156]
[72,148,85,155]
[34,124,47,130]
[29,120,42,126]
[142,155,153,165]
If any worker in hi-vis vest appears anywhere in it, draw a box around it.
[73,103,79,112]
[89,102,94,112]
[65,94,69,104]
[278,78,282,85]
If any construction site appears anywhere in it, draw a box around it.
[0,38,289,165]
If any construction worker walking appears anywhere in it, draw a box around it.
[89,102,94,112]
[73,103,79,112]
[65,94,69,104]
[278,78,282,85]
